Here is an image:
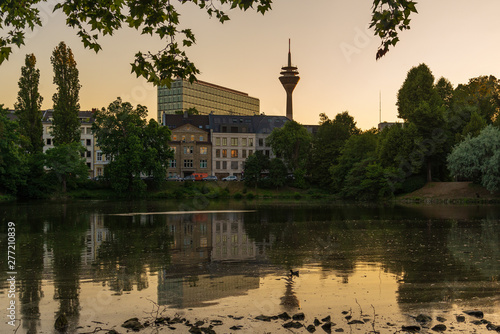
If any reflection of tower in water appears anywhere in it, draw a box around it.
[280,276,300,311]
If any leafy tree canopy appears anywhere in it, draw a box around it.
[15,53,44,154]
[266,120,311,173]
[0,105,28,194]
[51,41,82,146]
[447,125,500,192]
[310,111,360,187]
[452,75,500,124]
[1,0,416,86]
[92,98,173,195]
[44,142,89,193]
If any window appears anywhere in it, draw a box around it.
[86,162,91,168]
[249,138,254,146]
[184,146,193,154]
[216,161,220,169]
[200,160,207,168]
[199,136,204,141]
[191,135,195,141]
[80,127,84,134]
[231,149,238,158]
[216,149,220,158]
[182,135,186,141]
[241,138,247,146]
[96,167,103,176]
[86,151,91,158]
[86,127,92,134]
[200,147,208,155]
[171,146,177,154]
[183,159,193,168]
[231,138,238,146]
[265,150,270,157]
[97,151,103,161]
[222,161,227,169]
[249,150,253,156]
[172,135,177,141]
[242,150,247,159]
[222,149,227,158]
[222,138,227,146]
[215,137,221,146]
[46,138,52,145]
[222,126,227,133]
[169,159,177,168]
[231,126,238,133]
[231,161,238,169]
[86,139,91,146]
[259,138,264,147]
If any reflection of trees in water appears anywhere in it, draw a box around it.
[46,205,88,333]
[19,232,44,333]
[92,214,172,294]
[244,208,500,306]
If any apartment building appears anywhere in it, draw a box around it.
[157,78,260,123]
[164,114,212,178]
[42,110,96,176]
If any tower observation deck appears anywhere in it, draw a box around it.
[279,39,300,120]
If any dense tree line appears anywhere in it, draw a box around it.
[2,61,499,199]
[246,63,500,199]
[0,42,170,198]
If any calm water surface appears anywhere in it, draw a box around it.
[0,200,499,333]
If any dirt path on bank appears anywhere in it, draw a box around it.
[399,182,498,200]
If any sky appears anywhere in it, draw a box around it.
[1,0,500,130]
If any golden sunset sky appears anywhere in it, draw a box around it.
[1,0,499,129]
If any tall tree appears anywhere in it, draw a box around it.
[0,1,416,85]
[51,41,81,146]
[266,120,311,174]
[15,53,44,154]
[309,111,360,187]
[92,98,173,195]
[397,63,446,181]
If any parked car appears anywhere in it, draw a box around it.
[183,175,196,182]
[192,172,208,181]
[166,175,183,181]
[222,175,238,181]
[203,175,218,181]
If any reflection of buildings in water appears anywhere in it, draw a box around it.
[212,212,258,261]
[83,214,112,264]
[157,212,262,308]
[166,213,213,266]
[157,271,260,308]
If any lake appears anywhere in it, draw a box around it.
[0,200,499,333]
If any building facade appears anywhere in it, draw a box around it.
[164,114,212,178]
[163,114,289,179]
[42,110,96,176]
[157,78,260,123]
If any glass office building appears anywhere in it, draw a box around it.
[157,79,260,123]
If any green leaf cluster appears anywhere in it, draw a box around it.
[447,125,500,192]
[92,98,173,195]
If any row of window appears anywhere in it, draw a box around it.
[172,135,205,142]
[169,159,208,168]
[215,161,241,170]
[215,149,253,159]
[214,137,254,147]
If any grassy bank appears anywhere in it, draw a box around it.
[62,180,338,202]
